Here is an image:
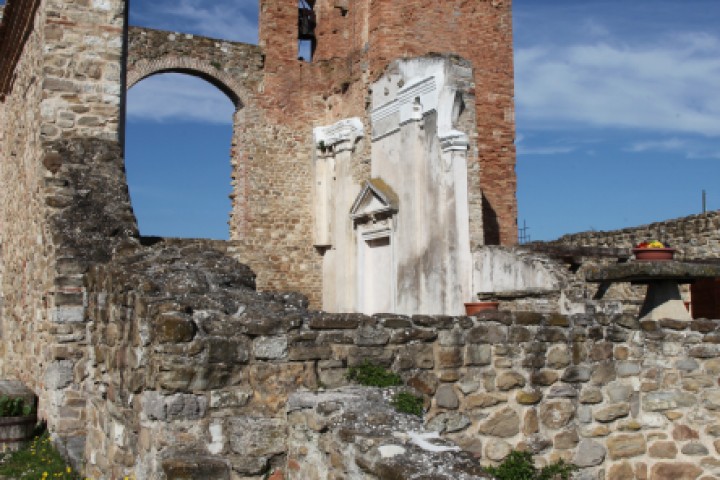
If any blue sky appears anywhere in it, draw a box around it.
[124,0,720,241]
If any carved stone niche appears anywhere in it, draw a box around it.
[350,179,399,315]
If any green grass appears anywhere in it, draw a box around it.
[0,431,80,479]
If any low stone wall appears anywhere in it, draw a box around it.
[81,238,720,479]
[547,211,720,260]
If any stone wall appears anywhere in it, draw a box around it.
[79,237,720,479]
[126,27,264,110]
[0,0,133,462]
[547,211,720,260]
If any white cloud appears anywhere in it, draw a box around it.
[517,145,575,156]
[127,74,235,124]
[516,33,720,137]
[627,138,686,152]
[131,0,258,44]
[625,136,720,160]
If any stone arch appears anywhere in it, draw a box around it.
[126,56,249,108]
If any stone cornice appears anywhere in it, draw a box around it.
[0,0,41,102]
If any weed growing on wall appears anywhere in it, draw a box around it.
[346,361,403,387]
[484,451,577,480]
[346,361,427,416]
[391,391,424,416]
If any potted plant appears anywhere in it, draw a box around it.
[0,396,37,451]
[632,240,676,261]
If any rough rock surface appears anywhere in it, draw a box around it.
[286,387,492,480]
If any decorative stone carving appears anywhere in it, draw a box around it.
[313,117,364,152]
[350,178,399,224]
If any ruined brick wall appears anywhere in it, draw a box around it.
[546,211,720,260]
[262,0,517,242]
[82,238,720,479]
[227,0,517,306]
[121,1,517,309]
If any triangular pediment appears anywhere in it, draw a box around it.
[350,178,399,221]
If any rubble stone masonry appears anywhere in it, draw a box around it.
[0,0,134,464]
[82,237,720,479]
[547,211,720,260]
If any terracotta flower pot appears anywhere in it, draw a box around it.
[464,301,499,315]
[632,248,676,261]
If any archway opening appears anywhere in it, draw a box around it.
[125,73,235,240]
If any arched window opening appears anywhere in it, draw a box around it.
[125,73,235,240]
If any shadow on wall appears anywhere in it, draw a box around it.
[482,196,500,245]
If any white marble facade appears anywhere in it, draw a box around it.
[313,56,477,315]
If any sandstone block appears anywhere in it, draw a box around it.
[496,371,525,391]
[561,365,591,383]
[162,457,230,480]
[435,385,459,409]
[407,371,439,395]
[649,441,677,459]
[572,439,606,467]
[531,370,558,386]
[477,407,520,438]
[465,392,507,409]
[607,383,633,403]
[523,408,539,435]
[253,336,288,360]
[466,324,507,344]
[554,428,579,449]
[355,326,390,346]
[229,417,286,458]
[579,387,603,404]
[607,462,634,480]
[547,384,578,398]
[673,424,699,440]
[590,362,617,386]
[607,433,646,460]
[516,435,552,454]
[643,391,697,411]
[516,389,542,405]
[593,403,630,423]
[45,360,75,390]
[702,389,720,410]
[539,400,575,429]
[649,462,703,480]
[436,347,463,368]
[426,412,471,433]
[681,442,709,456]
[546,345,570,369]
[485,439,511,461]
[464,344,491,366]
[288,345,332,361]
[438,328,465,346]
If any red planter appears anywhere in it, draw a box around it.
[464,302,499,315]
[632,248,676,261]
